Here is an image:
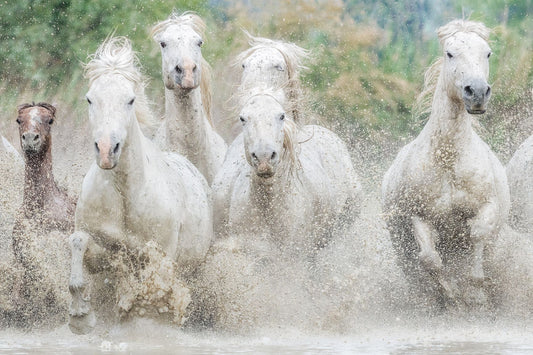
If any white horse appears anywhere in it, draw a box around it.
[382,20,509,306]
[506,134,533,233]
[152,12,227,184]
[68,37,213,334]
[212,87,361,254]
[234,32,309,124]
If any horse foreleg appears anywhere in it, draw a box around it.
[412,216,457,299]
[68,230,96,334]
[412,216,442,271]
[469,202,498,284]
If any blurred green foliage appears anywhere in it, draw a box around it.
[0,0,531,146]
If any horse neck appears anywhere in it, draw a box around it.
[110,118,149,194]
[23,143,57,213]
[425,74,472,147]
[165,86,210,155]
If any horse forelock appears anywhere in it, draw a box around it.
[84,36,156,128]
[235,32,309,75]
[437,20,491,47]
[151,11,206,40]
[18,102,56,117]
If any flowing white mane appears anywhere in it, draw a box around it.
[151,12,213,124]
[84,36,156,127]
[235,32,310,123]
[414,20,491,120]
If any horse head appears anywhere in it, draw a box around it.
[439,20,492,114]
[240,89,296,179]
[84,36,148,170]
[152,13,206,91]
[240,46,288,93]
[16,102,56,156]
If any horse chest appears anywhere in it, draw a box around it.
[230,180,311,238]
[423,167,487,218]
[83,184,176,250]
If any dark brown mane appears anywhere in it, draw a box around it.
[17,102,56,116]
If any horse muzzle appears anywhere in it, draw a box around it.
[21,131,43,153]
[463,80,491,115]
[94,138,120,170]
[256,161,275,178]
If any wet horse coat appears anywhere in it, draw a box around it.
[13,103,75,234]
[152,12,227,184]
[68,37,213,334]
[381,20,509,306]
[213,89,361,255]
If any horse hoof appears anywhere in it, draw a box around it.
[69,310,96,335]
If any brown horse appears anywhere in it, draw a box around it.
[14,102,75,233]
[8,102,75,328]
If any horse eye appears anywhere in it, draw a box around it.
[241,63,245,69]
[239,116,246,123]
[16,118,21,124]
[160,42,166,48]
[197,39,203,47]
[487,52,492,58]
[86,97,92,105]
[279,113,285,121]
[274,64,285,71]
[446,52,453,59]
[48,118,54,125]
[128,98,135,105]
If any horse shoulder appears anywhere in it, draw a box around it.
[297,125,359,211]
[212,135,253,235]
[74,164,120,233]
[161,151,213,261]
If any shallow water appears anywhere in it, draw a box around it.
[1,320,532,354]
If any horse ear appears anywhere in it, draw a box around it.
[38,102,57,116]
[17,103,31,114]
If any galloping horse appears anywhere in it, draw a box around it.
[8,102,75,328]
[382,20,509,307]
[152,12,227,184]
[13,102,75,234]
[68,37,213,334]
[212,88,361,255]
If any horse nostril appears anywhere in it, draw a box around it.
[34,134,39,141]
[464,86,474,97]
[251,152,258,161]
[175,65,182,74]
[271,151,277,160]
[94,142,99,152]
[113,142,120,154]
[486,86,491,96]
[192,64,197,72]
